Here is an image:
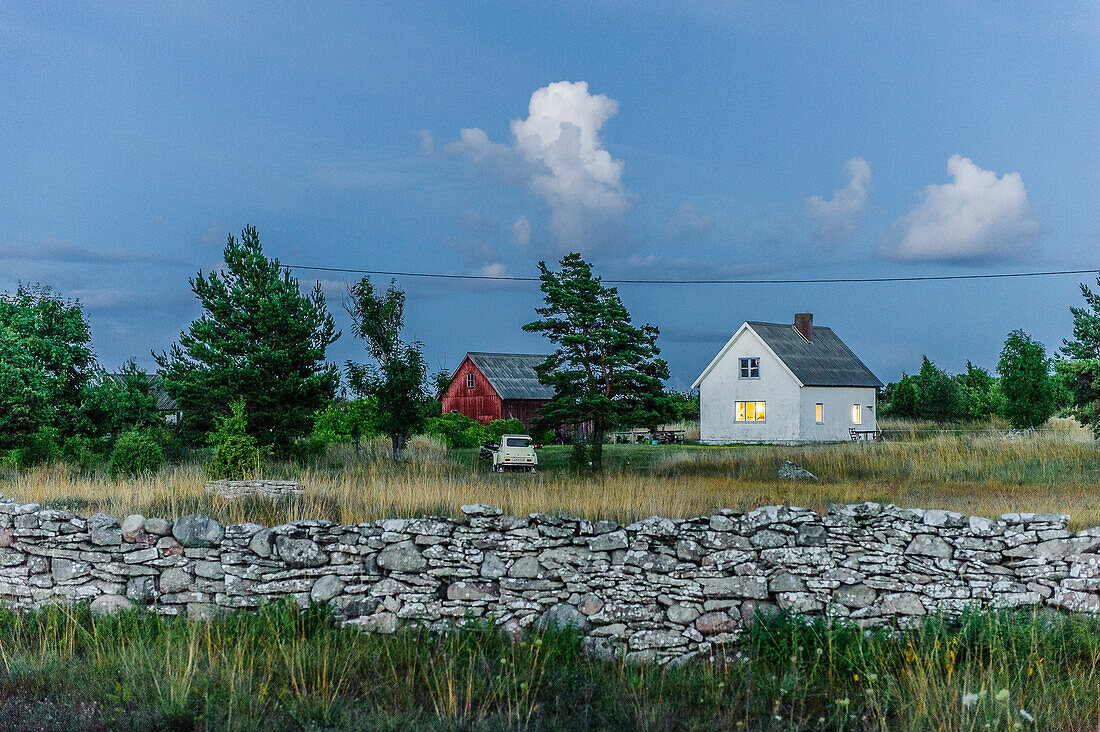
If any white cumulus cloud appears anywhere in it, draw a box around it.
[890,155,1040,261]
[450,81,630,253]
[805,157,871,244]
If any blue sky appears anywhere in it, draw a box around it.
[2,2,1097,389]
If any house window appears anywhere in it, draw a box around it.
[815,403,824,424]
[735,401,766,422]
[739,357,760,379]
[466,373,475,389]
[852,404,862,425]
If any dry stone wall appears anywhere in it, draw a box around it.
[1,496,1099,663]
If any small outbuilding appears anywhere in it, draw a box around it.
[691,314,882,444]
[441,352,554,427]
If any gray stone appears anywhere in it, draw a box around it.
[88,513,122,546]
[695,612,739,635]
[589,530,628,552]
[90,594,132,616]
[508,555,539,578]
[750,529,787,548]
[311,575,345,603]
[121,514,146,542]
[796,523,827,547]
[274,536,327,568]
[701,576,768,599]
[376,540,427,572]
[481,552,507,578]
[577,593,604,616]
[777,460,817,480]
[667,603,700,624]
[143,518,172,536]
[537,603,589,632]
[460,504,502,516]
[159,567,191,594]
[194,561,225,580]
[126,576,157,601]
[172,514,224,548]
[905,534,953,559]
[879,592,926,615]
[447,581,497,601]
[51,557,89,583]
[248,528,274,557]
[768,572,805,593]
[833,583,876,608]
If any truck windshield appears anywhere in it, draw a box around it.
[505,438,531,448]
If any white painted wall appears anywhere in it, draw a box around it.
[798,386,878,441]
[697,327,802,443]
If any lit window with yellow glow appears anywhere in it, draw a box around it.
[852,404,862,425]
[735,401,766,422]
[815,403,824,424]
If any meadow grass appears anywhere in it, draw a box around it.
[2,422,1100,529]
[0,602,1095,730]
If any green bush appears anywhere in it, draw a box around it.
[486,419,528,441]
[108,432,164,478]
[422,412,491,448]
[311,398,380,444]
[290,435,328,467]
[10,427,60,470]
[568,441,590,474]
[206,399,266,479]
[62,434,104,473]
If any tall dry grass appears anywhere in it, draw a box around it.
[3,430,1100,528]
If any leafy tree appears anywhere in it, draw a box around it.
[344,278,430,460]
[1062,277,1100,360]
[311,398,380,444]
[0,285,97,442]
[523,253,670,473]
[83,360,161,436]
[914,357,958,423]
[882,373,918,419]
[998,330,1056,429]
[432,369,453,399]
[953,361,1003,421]
[155,227,340,454]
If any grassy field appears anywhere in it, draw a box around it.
[2,419,1100,529]
[0,602,1095,730]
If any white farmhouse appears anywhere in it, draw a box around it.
[692,314,882,444]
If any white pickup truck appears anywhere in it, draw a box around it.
[480,434,539,473]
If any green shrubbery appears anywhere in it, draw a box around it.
[108,432,164,478]
[206,400,267,479]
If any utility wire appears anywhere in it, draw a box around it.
[284,263,1100,286]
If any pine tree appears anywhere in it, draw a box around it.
[155,226,339,453]
[1062,277,1100,360]
[524,253,670,473]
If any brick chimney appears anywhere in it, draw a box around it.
[795,313,813,342]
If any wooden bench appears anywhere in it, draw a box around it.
[849,428,884,441]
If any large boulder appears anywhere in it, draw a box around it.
[537,603,589,632]
[777,461,817,481]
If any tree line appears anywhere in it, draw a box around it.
[880,281,1100,433]
[0,227,684,475]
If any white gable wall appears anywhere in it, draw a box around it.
[798,386,878,441]
[697,327,802,443]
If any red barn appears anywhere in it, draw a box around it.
[441,352,553,427]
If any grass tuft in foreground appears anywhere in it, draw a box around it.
[0,602,1098,730]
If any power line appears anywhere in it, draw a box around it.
[284,263,1100,286]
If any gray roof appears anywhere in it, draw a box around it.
[464,352,555,400]
[104,373,179,412]
[747,322,883,388]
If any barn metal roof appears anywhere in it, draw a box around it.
[745,322,883,388]
[464,352,555,400]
